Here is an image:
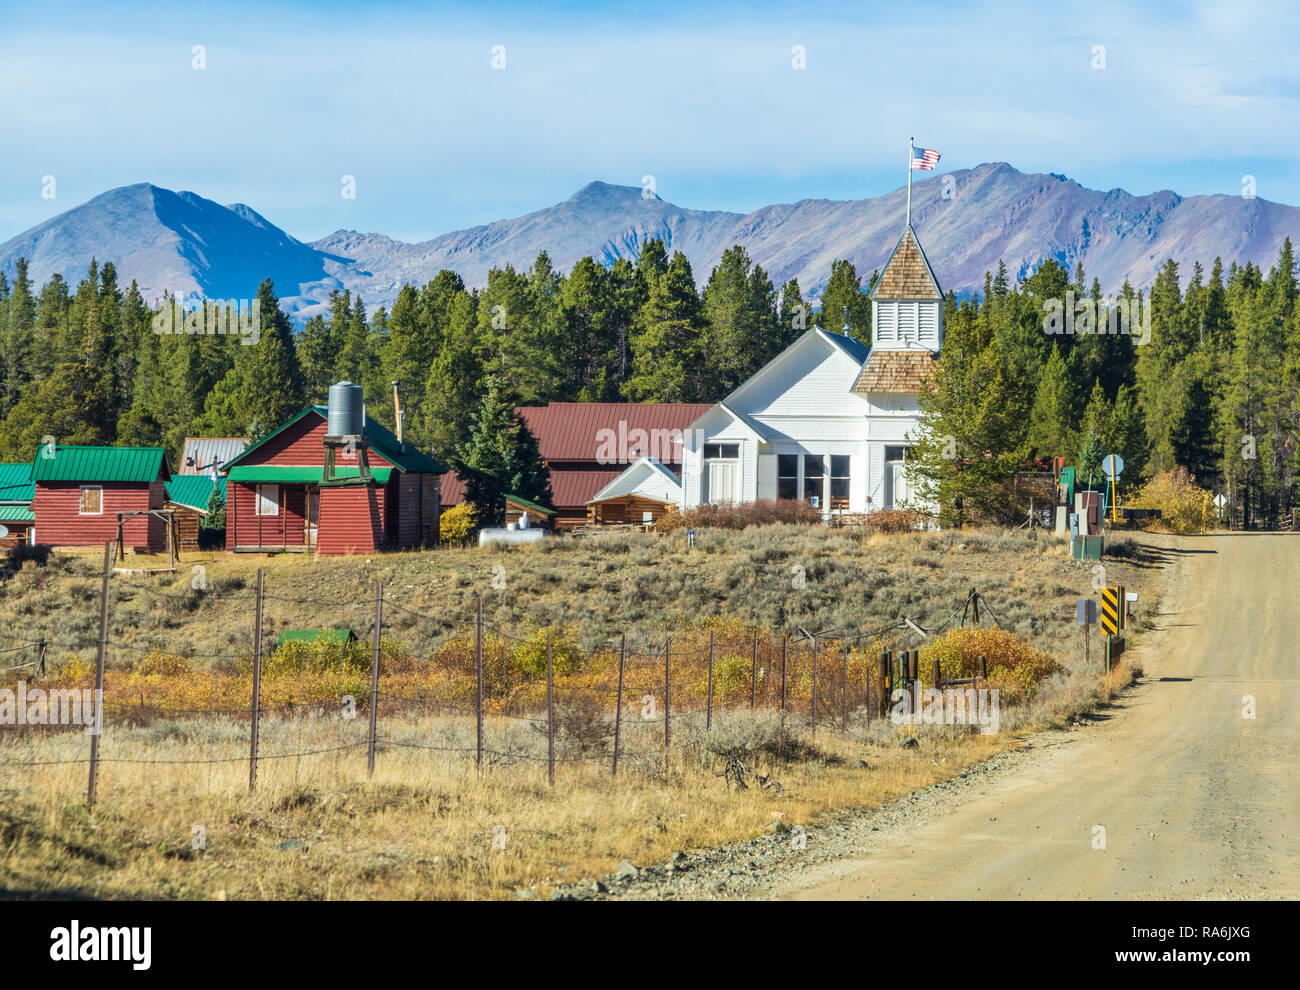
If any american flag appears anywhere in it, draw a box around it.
[911,146,941,170]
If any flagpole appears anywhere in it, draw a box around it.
[906,137,913,229]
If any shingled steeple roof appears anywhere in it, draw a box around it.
[869,225,943,301]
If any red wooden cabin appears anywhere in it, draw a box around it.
[221,404,444,555]
[30,446,171,552]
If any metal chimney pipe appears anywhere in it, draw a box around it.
[392,381,404,449]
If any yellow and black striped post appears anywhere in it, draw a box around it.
[1100,586,1121,636]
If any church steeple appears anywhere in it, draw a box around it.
[868,224,943,353]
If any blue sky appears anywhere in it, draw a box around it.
[1,0,1296,242]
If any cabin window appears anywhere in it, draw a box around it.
[803,454,825,505]
[885,445,911,462]
[777,454,799,500]
[830,455,851,504]
[79,486,103,515]
[703,443,739,460]
[255,484,280,516]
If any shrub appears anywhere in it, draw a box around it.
[919,627,1062,703]
[132,651,193,678]
[863,509,925,534]
[1128,468,1213,535]
[510,627,582,679]
[656,499,821,532]
[440,502,478,544]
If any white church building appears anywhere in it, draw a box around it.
[680,223,944,516]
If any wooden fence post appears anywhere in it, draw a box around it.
[546,630,555,786]
[706,630,715,731]
[475,592,483,769]
[841,649,849,733]
[780,636,788,712]
[87,542,111,808]
[811,636,819,737]
[663,637,671,762]
[366,580,382,777]
[751,630,758,709]
[932,658,942,692]
[247,567,265,792]
[612,635,625,777]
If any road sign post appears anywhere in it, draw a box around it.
[1077,597,1096,671]
[1103,454,1124,523]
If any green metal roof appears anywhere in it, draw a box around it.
[276,628,356,646]
[0,505,34,522]
[31,446,169,484]
[0,462,34,503]
[165,474,218,511]
[505,492,556,515]
[222,406,445,476]
[227,464,392,484]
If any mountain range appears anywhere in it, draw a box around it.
[2,163,1296,322]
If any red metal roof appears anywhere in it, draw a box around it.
[548,469,623,509]
[439,470,467,507]
[515,403,712,463]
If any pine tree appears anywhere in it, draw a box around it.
[453,376,551,526]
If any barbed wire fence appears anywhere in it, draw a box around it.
[0,543,995,806]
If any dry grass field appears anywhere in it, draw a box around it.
[0,524,1160,900]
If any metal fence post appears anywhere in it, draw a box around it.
[612,635,625,777]
[546,630,555,786]
[475,592,484,769]
[706,630,715,731]
[880,650,891,718]
[751,630,758,709]
[87,542,111,808]
[248,566,263,789]
[367,580,382,777]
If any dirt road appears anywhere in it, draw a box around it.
[782,533,1299,900]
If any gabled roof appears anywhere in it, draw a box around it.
[815,326,872,364]
[588,457,683,504]
[31,446,170,484]
[179,437,247,475]
[701,326,869,427]
[0,462,34,503]
[869,225,944,301]
[852,350,937,395]
[221,406,444,475]
[516,403,712,462]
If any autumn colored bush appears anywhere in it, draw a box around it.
[919,627,1062,703]
[439,502,478,544]
[656,499,821,532]
[1128,467,1213,535]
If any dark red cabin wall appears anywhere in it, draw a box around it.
[244,413,395,470]
[32,482,158,549]
[317,485,384,555]
[227,482,308,549]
